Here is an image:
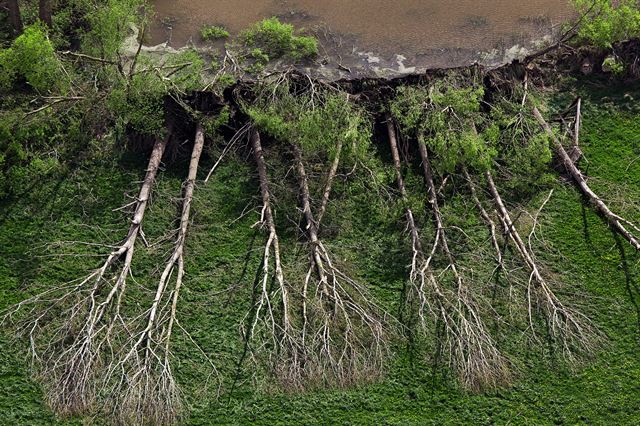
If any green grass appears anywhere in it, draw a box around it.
[1,78,639,424]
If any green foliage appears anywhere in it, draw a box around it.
[1,80,640,425]
[200,25,230,41]
[46,0,95,49]
[107,50,205,137]
[390,82,496,174]
[165,49,206,92]
[203,106,231,137]
[488,94,555,196]
[240,17,318,61]
[81,0,142,59]
[573,0,640,47]
[603,55,625,74]
[0,23,67,93]
[205,73,237,97]
[107,78,164,137]
[245,81,371,162]
[247,48,270,73]
[0,105,88,198]
[0,1,639,421]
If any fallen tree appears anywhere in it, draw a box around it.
[241,79,390,389]
[389,83,511,390]
[386,117,430,324]
[7,61,640,422]
[484,170,598,358]
[463,168,504,272]
[292,143,387,389]
[417,134,510,391]
[107,123,208,425]
[6,131,170,416]
[533,107,640,252]
[244,129,300,384]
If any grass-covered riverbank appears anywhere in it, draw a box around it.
[1,76,639,425]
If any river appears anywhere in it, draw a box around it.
[149,0,573,77]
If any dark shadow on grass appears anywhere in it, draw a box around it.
[228,235,264,403]
[580,202,594,248]
[612,231,640,341]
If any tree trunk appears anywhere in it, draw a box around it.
[7,0,23,35]
[112,124,204,426]
[38,0,52,27]
[533,107,640,251]
[485,170,546,284]
[247,129,292,345]
[417,136,510,390]
[485,167,598,354]
[292,144,327,284]
[386,118,423,256]
[463,168,504,269]
[291,142,387,389]
[315,140,342,227]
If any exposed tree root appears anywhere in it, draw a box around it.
[484,170,599,359]
[533,107,640,252]
[292,143,387,389]
[6,132,170,416]
[416,136,510,391]
[244,130,300,384]
[316,139,343,227]
[386,118,430,324]
[386,119,508,391]
[463,168,505,272]
[106,123,208,425]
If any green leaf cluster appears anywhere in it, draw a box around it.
[603,55,625,75]
[489,94,554,195]
[245,81,371,162]
[573,0,640,47]
[240,17,318,62]
[81,0,142,60]
[390,82,496,174]
[107,50,205,137]
[200,25,230,41]
[0,23,67,93]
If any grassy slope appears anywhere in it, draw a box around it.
[1,77,639,425]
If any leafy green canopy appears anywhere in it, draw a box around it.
[0,23,67,93]
[488,93,555,195]
[389,81,556,194]
[245,81,371,162]
[81,0,142,59]
[0,1,207,200]
[390,82,496,174]
[573,0,640,47]
[107,49,205,137]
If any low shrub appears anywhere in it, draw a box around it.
[240,17,317,61]
[200,25,230,41]
[0,23,67,93]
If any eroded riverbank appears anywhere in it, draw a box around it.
[148,0,574,78]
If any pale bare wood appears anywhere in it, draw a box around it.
[533,107,640,251]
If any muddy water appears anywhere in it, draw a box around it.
[149,0,573,76]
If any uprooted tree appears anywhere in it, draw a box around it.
[242,77,390,390]
[388,78,603,389]
[533,106,640,252]
[389,82,510,390]
[3,117,226,425]
[3,61,640,422]
[2,0,640,423]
